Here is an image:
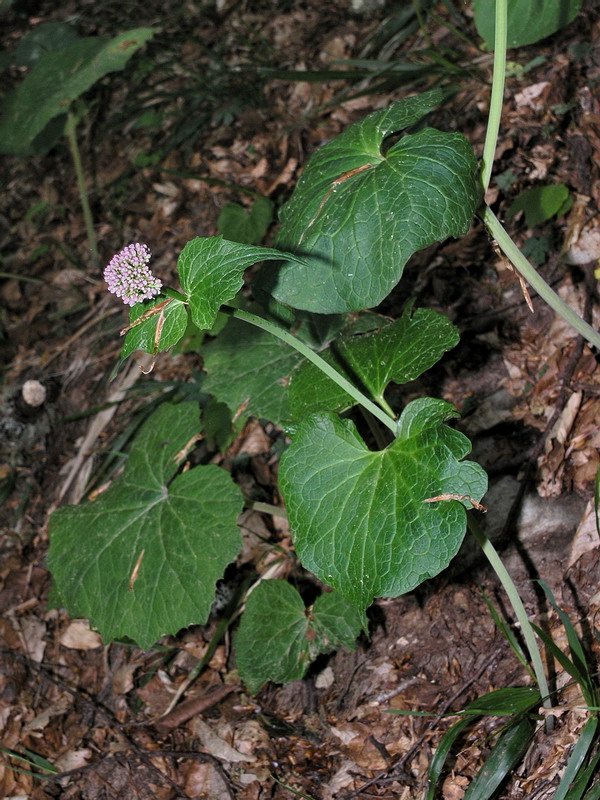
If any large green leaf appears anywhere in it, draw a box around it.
[235,580,365,693]
[178,235,307,330]
[121,297,189,359]
[48,403,244,649]
[202,316,302,423]
[279,401,487,611]
[473,0,581,49]
[289,305,459,417]
[270,91,479,312]
[0,29,155,155]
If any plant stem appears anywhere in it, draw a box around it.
[251,501,288,519]
[482,206,600,351]
[227,307,398,435]
[375,394,396,419]
[467,514,552,709]
[65,111,99,270]
[480,0,507,193]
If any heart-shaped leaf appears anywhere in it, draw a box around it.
[0,29,155,155]
[48,403,244,649]
[217,195,274,244]
[235,580,366,693]
[279,401,487,611]
[289,305,459,417]
[179,235,308,330]
[270,91,479,312]
[311,591,367,652]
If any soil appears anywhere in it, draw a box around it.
[1,1,600,798]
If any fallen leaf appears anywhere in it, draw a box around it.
[60,620,103,650]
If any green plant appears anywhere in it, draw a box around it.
[46,0,598,791]
[0,23,155,267]
[417,578,600,799]
[507,184,572,228]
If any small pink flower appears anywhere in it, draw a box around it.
[104,243,162,306]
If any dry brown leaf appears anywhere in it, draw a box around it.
[190,717,256,763]
[568,499,600,566]
[60,620,103,650]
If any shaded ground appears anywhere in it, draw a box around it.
[1,1,600,798]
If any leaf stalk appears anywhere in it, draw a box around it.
[227,307,399,435]
[480,0,507,193]
[65,110,99,270]
[482,206,600,351]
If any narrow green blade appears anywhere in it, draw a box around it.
[427,716,473,800]
[463,717,535,799]
[554,717,598,800]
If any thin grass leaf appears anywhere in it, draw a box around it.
[463,686,541,716]
[563,746,600,800]
[427,716,473,800]
[426,687,540,800]
[387,708,448,717]
[463,717,536,799]
[536,580,592,687]
[582,766,600,800]
[0,762,56,782]
[481,591,533,677]
[530,622,592,705]
[360,3,420,58]
[270,774,318,799]
[554,717,599,800]
[0,746,57,774]
[595,465,600,537]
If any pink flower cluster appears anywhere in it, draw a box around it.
[104,243,162,306]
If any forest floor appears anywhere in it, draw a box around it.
[1,1,600,798]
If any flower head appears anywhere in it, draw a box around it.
[104,243,162,306]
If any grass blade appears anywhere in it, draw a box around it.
[536,581,590,682]
[463,716,535,799]
[582,768,600,800]
[426,688,540,800]
[463,686,541,716]
[555,717,598,800]
[529,622,590,704]
[564,746,600,800]
[427,716,473,800]
[481,591,534,678]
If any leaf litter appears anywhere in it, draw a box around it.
[1,1,600,798]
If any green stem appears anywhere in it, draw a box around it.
[480,0,507,193]
[375,394,396,419]
[251,501,288,519]
[482,206,600,351]
[467,515,552,708]
[163,287,187,302]
[227,307,398,435]
[65,111,99,270]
